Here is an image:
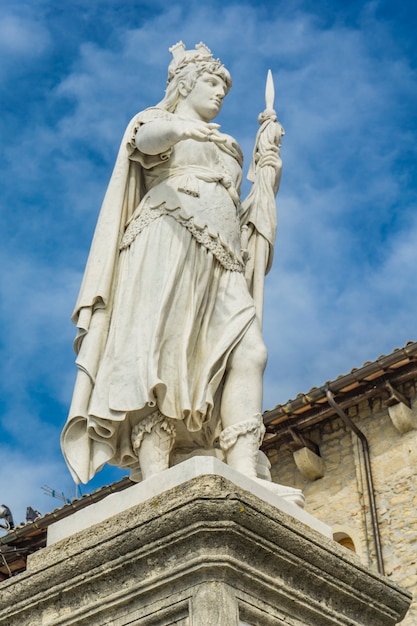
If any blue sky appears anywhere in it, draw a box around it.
[1,0,416,527]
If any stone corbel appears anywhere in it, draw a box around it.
[387,403,417,434]
[384,382,417,434]
[283,428,324,481]
[293,447,324,481]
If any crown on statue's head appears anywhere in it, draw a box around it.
[167,41,222,82]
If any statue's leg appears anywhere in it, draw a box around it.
[220,320,305,507]
[131,410,176,480]
[221,318,267,430]
[219,414,265,478]
[220,318,267,477]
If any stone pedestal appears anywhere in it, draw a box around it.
[0,458,411,625]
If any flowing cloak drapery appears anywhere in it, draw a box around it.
[61,108,259,484]
[61,112,145,483]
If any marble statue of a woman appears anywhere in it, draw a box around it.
[61,42,304,506]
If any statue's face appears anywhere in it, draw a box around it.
[184,71,227,122]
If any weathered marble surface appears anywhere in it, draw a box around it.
[0,469,411,625]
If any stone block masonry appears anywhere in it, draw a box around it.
[0,458,411,625]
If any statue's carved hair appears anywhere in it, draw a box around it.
[157,45,231,113]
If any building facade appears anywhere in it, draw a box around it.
[263,341,417,625]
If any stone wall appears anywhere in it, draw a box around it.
[267,383,417,625]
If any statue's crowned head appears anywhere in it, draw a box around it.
[159,41,232,112]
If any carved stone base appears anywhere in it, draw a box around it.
[0,458,411,625]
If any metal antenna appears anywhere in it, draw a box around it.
[41,485,72,504]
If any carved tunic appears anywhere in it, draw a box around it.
[122,108,245,272]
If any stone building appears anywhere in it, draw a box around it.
[263,340,417,625]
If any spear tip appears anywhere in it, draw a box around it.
[265,69,275,111]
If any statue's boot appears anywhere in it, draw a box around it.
[131,410,176,480]
[220,415,305,508]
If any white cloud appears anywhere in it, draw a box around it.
[0,13,50,58]
[0,253,79,418]
[0,446,73,529]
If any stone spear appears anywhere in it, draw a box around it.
[241,70,284,325]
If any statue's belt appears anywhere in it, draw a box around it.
[148,166,240,206]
